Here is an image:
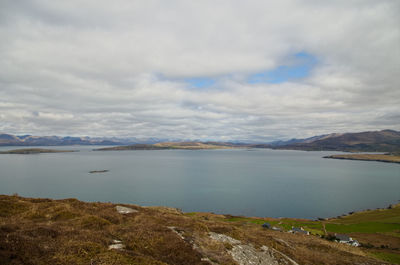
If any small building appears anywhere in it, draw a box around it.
[289,227,310,235]
[335,234,351,243]
[335,234,360,247]
[262,222,271,229]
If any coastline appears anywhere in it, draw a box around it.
[323,154,400,164]
[0,148,77,154]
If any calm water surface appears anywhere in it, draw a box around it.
[0,146,399,219]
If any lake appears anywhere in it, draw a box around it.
[0,146,399,219]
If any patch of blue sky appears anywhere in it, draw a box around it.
[248,52,317,84]
[184,77,216,89]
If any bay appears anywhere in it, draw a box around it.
[0,146,399,219]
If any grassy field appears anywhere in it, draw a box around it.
[217,204,400,264]
[324,222,399,233]
[1,195,396,265]
[370,252,400,264]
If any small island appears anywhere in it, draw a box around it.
[323,154,400,164]
[0,148,77,154]
[89,170,109,174]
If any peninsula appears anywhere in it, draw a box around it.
[0,148,76,154]
[324,154,400,164]
[94,142,244,151]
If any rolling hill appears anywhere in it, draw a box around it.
[272,130,400,152]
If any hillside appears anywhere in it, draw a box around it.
[1,195,399,265]
[273,130,400,152]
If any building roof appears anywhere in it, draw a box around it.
[262,222,271,228]
[292,227,309,234]
[336,234,351,241]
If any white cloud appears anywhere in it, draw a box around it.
[0,0,399,141]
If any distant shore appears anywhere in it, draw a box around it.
[94,142,240,151]
[323,154,400,164]
[0,148,76,154]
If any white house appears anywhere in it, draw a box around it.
[335,234,360,247]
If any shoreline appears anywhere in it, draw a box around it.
[0,148,77,154]
[2,193,398,221]
[323,154,400,164]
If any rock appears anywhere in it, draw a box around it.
[230,244,279,265]
[209,232,241,245]
[108,243,124,250]
[168,226,185,240]
[108,240,124,250]
[116,205,138,214]
[209,232,279,265]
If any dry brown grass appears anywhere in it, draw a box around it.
[0,195,392,265]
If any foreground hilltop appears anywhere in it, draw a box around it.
[1,195,399,265]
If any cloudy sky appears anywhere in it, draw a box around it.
[1,0,399,141]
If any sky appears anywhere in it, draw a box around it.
[0,0,399,142]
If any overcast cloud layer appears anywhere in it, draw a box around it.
[1,0,399,141]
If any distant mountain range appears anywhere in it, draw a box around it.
[1,130,399,152]
[269,129,400,152]
[0,134,157,146]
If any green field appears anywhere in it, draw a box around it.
[220,206,400,235]
[219,204,400,264]
[325,222,400,234]
[370,252,400,264]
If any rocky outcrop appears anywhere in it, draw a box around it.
[115,206,138,214]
